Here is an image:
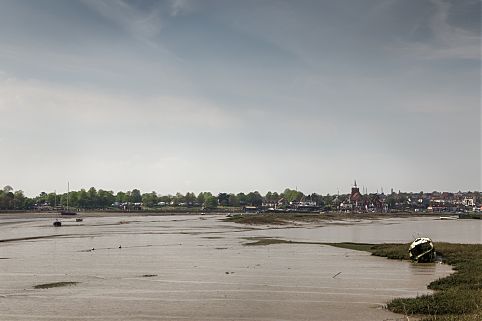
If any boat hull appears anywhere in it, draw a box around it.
[409,237,435,263]
[60,211,77,216]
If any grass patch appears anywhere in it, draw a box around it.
[225,213,336,225]
[336,242,482,321]
[34,281,79,289]
[225,214,288,225]
[458,214,481,220]
[325,242,376,253]
[224,212,406,225]
[243,238,294,246]
[242,237,329,247]
[322,242,411,260]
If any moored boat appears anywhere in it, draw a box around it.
[61,210,77,216]
[439,216,457,220]
[60,181,77,216]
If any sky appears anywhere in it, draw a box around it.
[0,0,480,196]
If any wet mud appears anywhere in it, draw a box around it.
[0,215,473,320]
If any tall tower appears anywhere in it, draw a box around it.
[350,180,362,206]
[351,180,360,196]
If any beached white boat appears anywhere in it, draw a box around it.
[409,237,435,263]
[439,216,458,220]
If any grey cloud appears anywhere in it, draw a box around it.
[0,0,479,195]
[80,0,164,44]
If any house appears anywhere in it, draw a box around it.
[243,206,260,214]
[463,197,475,207]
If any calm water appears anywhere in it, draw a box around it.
[246,216,482,244]
[0,215,479,321]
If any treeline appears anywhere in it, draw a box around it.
[0,186,31,210]
[4,185,477,212]
[0,185,332,211]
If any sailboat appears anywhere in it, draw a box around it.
[61,181,77,216]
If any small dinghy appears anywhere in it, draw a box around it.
[409,237,435,263]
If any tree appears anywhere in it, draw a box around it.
[246,191,263,206]
[228,193,239,206]
[36,192,48,204]
[0,188,14,209]
[78,189,88,208]
[185,192,197,205]
[310,193,324,206]
[67,190,80,208]
[323,194,333,206]
[386,195,396,208]
[282,188,304,203]
[197,192,212,205]
[116,191,127,203]
[265,191,280,203]
[98,190,115,208]
[46,193,57,207]
[142,192,158,207]
[158,195,171,204]
[203,195,218,209]
[87,187,98,208]
[236,193,247,205]
[13,190,27,209]
[217,193,229,206]
[174,192,185,205]
[398,194,408,205]
[130,189,142,203]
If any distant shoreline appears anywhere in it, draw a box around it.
[0,210,447,221]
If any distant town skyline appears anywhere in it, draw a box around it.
[3,181,480,198]
[1,0,480,196]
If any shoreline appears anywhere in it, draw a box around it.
[0,210,447,220]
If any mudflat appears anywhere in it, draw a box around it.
[0,215,462,320]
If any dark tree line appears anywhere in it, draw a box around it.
[0,186,328,211]
[4,185,475,212]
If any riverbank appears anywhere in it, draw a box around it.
[0,210,219,219]
[331,242,482,321]
[0,210,445,221]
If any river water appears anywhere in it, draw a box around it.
[0,215,480,321]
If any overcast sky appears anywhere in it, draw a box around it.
[0,0,480,196]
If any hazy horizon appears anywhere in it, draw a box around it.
[1,0,480,197]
